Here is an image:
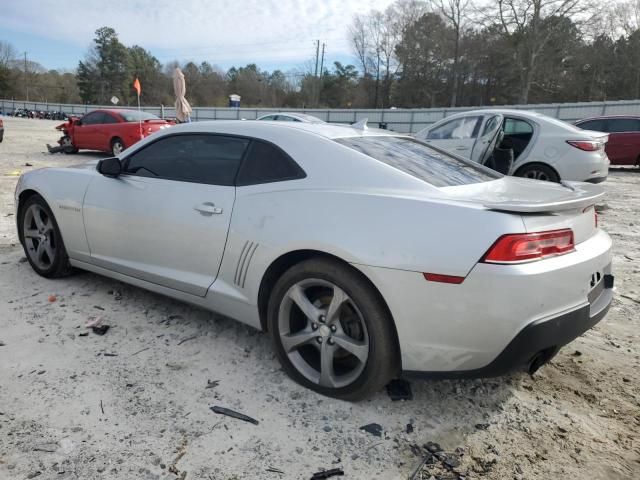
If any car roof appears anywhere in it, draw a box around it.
[576,115,640,121]
[163,119,404,140]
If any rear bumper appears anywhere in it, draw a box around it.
[404,275,613,378]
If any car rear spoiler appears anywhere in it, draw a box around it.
[482,185,604,213]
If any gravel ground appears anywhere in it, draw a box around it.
[0,116,638,480]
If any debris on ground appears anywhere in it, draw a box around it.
[266,466,284,474]
[210,406,259,425]
[310,467,344,479]
[91,325,110,336]
[47,295,56,303]
[206,379,220,389]
[386,378,413,401]
[85,316,103,328]
[359,423,382,437]
[409,442,466,480]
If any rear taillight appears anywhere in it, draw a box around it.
[567,140,602,151]
[482,229,575,264]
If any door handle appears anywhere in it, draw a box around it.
[194,202,223,215]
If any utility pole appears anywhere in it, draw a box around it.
[319,43,325,78]
[314,40,320,77]
[24,52,29,102]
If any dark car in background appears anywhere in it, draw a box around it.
[0,117,4,142]
[575,116,640,166]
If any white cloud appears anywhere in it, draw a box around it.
[0,0,397,66]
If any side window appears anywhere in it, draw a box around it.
[427,117,481,140]
[607,118,640,133]
[102,113,119,124]
[275,115,296,122]
[81,112,105,125]
[482,115,503,136]
[503,118,534,135]
[578,119,607,132]
[260,115,276,121]
[124,134,249,186]
[236,140,306,186]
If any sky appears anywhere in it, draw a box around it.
[0,0,397,73]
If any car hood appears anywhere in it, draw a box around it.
[441,176,604,213]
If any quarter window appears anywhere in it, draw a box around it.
[503,118,533,135]
[427,116,481,140]
[236,140,305,185]
[123,134,249,185]
[102,113,119,124]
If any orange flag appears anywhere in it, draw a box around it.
[133,77,141,96]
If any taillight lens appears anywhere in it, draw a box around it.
[482,229,575,264]
[567,140,602,151]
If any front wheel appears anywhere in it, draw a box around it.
[515,163,560,182]
[267,258,399,400]
[19,195,73,278]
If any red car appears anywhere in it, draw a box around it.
[56,109,173,156]
[575,115,640,166]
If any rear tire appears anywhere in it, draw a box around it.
[111,137,125,156]
[61,135,78,154]
[19,194,73,278]
[515,163,560,183]
[267,258,399,400]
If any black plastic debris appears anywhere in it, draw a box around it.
[78,332,89,337]
[424,441,442,453]
[210,406,259,425]
[386,379,413,401]
[92,325,110,336]
[310,467,344,479]
[266,467,284,474]
[406,423,414,434]
[206,380,220,389]
[475,423,490,430]
[359,423,382,437]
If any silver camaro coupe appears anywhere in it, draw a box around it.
[15,121,614,400]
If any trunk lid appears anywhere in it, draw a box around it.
[441,176,603,244]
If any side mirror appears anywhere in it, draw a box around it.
[97,157,121,177]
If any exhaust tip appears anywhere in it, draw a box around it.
[528,347,558,375]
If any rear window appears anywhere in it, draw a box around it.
[119,110,159,122]
[335,136,499,187]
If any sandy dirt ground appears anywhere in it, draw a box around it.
[0,116,638,480]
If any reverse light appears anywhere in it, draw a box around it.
[482,229,575,264]
[567,140,602,152]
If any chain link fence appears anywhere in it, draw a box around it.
[2,98,640,133]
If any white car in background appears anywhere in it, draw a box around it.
[415,109,610,183]
[15,121,613,399]
[257,112,325,123]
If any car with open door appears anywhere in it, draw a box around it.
[574,115,640,166]
[257,112,325,123]
[55,109,173,156]
[415,109,610,183]
[15,120,613,400]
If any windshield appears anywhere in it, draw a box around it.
[119,110,159,122]
[335,136,500,187]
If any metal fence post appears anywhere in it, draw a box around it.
[410,110,415,133]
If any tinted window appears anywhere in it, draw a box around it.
[81,112,105,125]
[102,113,119,124]
[504,118,534,135]
[607,118,640,133]
[335,136,499,187]
[427,116,481,140]
[276,115,298,122]
[236,140,305,185]
[119,110,159,122]
[259,115,276,121]
[124,134,249,185]
[577,119,606,131]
